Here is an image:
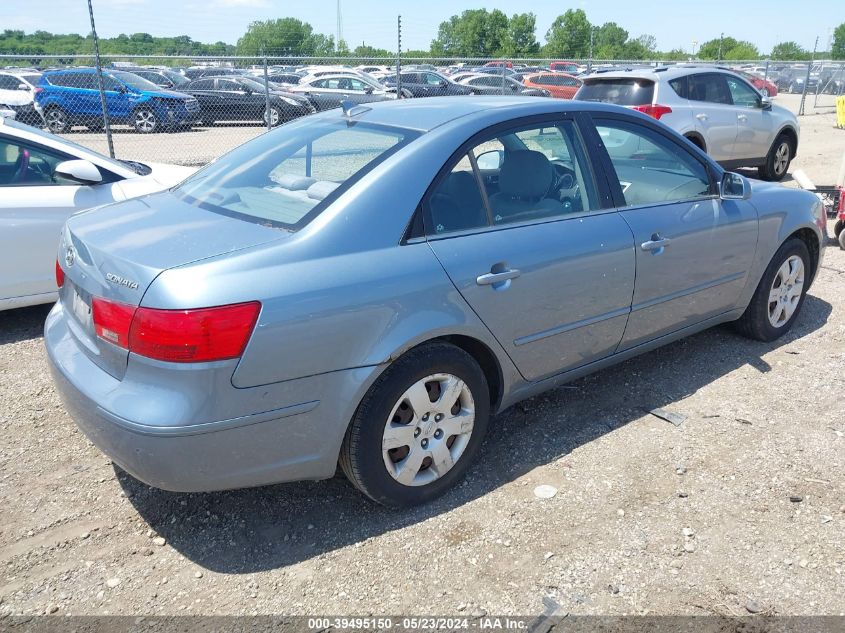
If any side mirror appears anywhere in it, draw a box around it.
[18,83,30,91]
[476,149,504,171]
[760,96,772,110]
[439,80,447,87]
[54,159,103,185]
[242,87,252,94]
[720,172,751,201]
[364,86,374,94]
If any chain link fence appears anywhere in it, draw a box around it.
[1,54,843,167]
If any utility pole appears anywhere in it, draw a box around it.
[396,15,402,99]
[717,32,724,61]
[86,0,114,158]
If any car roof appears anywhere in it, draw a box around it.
[582,65,741,81]
[313,95,634,133]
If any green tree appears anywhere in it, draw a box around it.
[544,9,592,59]
[662,48,691,61]
[236,18,333,56]
[592,22,628,59]
[833,23,845,60]
[770,41,809,60]
[723,41,759,60]
[430,9,509,57]
[502,13,540,57]
[698,36,738,60]
[353,44,392,58]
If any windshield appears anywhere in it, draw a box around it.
[162,70,189,86]
[174,119,420,230]
[240,77,269,92]
[111,70,162,92]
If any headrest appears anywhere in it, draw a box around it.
[275,174,316,190]
[498,150,553,199]
[306,181,340,201]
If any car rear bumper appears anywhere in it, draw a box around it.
[45,301,378,492]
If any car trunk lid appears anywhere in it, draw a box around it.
[58,191,286,379]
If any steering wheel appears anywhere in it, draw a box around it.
[550,160,578,197]
[12,148,30,184]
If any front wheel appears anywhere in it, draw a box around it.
[339,342,490,507]
[263,106,281,127]
[133,107,158,133]
[758,133,793,181]
[734,238,811,341]
[44,107,68,133]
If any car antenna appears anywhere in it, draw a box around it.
[341,100,371,117]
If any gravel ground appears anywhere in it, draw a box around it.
[1,99,844,618]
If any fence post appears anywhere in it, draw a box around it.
[396,15,402,98]
[764,59,769,82]
[263,54,272,131]
[86,0,114,158]
[501,62,505,95]
[798,60,811,116]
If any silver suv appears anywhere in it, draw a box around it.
[575,66,799,181]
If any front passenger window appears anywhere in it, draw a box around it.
[726,77,761,108]
[595,120,712,206]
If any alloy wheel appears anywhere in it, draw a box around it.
[134,109,157,133]
[767,255,804,328]
[264,107,280,126]
[45,108,67,133]
[381,373,475,487]
[774,141,790,176]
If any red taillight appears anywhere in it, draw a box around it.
[55,260,64,288]
[632,104,673,120]
[91,298,260,363]
[92,297,135,349]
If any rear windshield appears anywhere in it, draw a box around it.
[174,118,419,230]
[577,78,655,106]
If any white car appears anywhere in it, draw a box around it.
[575,66,800,181]
[0,70,43,126]
[0,117,195,311]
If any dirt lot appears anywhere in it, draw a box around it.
[1,103,844,618]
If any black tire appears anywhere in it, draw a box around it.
[132,107,158,133]
[203,118,215,127]
[834,219,844,238]
[339,342,490,508]
[839,229,845,251]
[400,88,413,99]
[44,106,68,133]
[758,133,793,181]
[734,238,811,342]
[760,87,770,97]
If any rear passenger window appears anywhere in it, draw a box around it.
[687,74,731,104]
[425,120,598,235]
[594,119,712,206]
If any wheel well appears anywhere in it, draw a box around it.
[789,228,820,279]
[684,133,706,152]
[779,126,798,156]
[434,335,503,410]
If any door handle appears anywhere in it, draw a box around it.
[476,267,521,286]
[641,234,672,252]
[695,113,708,121]
[737,114,748,122]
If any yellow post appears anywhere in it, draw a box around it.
[837,96,845,129]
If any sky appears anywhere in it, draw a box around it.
[0,0,840,54]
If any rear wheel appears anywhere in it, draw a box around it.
[834,219,844,238]
[339,342,490,507]
[734,238,810,341]
[133,107,158,133]
[839,228,845,251]
[44,106,68,133]
[758,133,793,181]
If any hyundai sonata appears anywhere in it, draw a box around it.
[46,97,826,507]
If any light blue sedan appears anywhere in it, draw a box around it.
[46,97,827,507]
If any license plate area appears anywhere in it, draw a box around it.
[69,283,93,330]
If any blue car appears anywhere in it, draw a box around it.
[46,97,826,507]
[35,68,200,133]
